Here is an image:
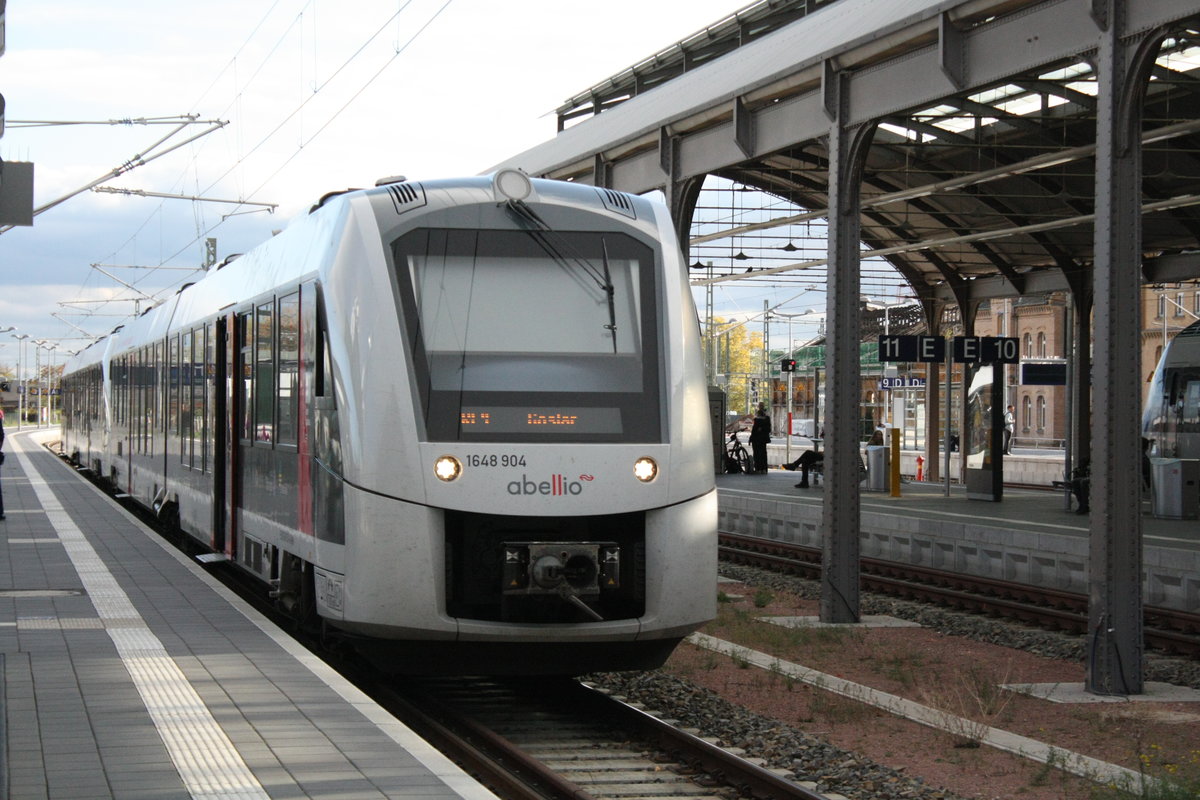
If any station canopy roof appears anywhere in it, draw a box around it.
[515,0,1200,304]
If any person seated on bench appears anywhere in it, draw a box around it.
[782,449,823,489]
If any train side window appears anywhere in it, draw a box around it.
[130,352,137,452]
[170,334,182,459]
[145,346,153,454]
[139,346,149,455]
[1184,382,1200,427]
[113,357,120,428]
[277,291,300,445]
[203,324,213,473]
[114,357,123,427]
[154,341,164,458]
[144,346,152,453]
[255,301,275,445]
[194,328,203,468]
[193,327,203,469]
[183,330,196,469]
[240,311,254,442]
[140,347,149,454]
[133,351,141,453]
[126,355,132,428]
[114,358,120,428]
[315,291,331,399]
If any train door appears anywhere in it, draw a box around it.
[212,316,230,554]
[218,311,251,558]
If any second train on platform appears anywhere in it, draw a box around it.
[1143,318,1200,461]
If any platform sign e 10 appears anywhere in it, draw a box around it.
[877,335,945,363]
[952,336,1019,364]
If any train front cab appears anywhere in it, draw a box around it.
[324,178,718,674]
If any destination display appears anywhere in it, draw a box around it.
[461,406,622,434]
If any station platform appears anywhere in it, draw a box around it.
[0,428,499,800]
[716,466,1200,612]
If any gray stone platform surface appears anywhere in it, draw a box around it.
[0,429,498,800]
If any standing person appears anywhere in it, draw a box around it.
[1003,405,1015,454]
[748,403,771,474]
[0,408,6,521]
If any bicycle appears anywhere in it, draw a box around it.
[724,432,753,475]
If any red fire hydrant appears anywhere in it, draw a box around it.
[916,455,924,482]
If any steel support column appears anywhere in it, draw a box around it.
[660,127,704,249]
[925,361,941,483]
[921,299,945,483]
[820,68,873,624]
[958,302,979,485]
[1070,292,1092,488]
[1086,6,1166,696]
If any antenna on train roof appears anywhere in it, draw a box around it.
[310,188,364,213]
[375,175,408,186]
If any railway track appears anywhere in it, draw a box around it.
[376,676,834,800]
[718,531,1200,657]
[167,523,838,800]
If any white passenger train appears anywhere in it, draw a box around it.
[60,172,718,674]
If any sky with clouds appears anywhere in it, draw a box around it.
[0,0,744,364]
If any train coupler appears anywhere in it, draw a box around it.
[501,541,620,597]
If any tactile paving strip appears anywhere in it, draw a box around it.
[18,449,272,800]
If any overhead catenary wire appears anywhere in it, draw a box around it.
[0,118,228,237]
[239,0,455,204]
[149,0,457,278]
[76,0,456,337]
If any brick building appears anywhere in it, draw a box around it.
[974,295,1070,448]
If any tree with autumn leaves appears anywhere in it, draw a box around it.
[709,318,764,415]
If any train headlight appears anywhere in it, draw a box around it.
[633,457,658,483]
[434,456,462,482]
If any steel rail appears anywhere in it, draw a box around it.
[719,531,1200,657]
[392,677,833,800]
[567,680,830,800]
[377,682,600,800]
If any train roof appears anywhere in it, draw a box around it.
[1161,318,1200,364]
[61,173,652,378]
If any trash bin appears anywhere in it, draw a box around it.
[1151,458,1200,520]
[866,445,889,492]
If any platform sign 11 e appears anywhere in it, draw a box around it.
[877,334,945,363]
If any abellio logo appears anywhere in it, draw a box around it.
[508,474,594,496]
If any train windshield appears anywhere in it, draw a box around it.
[393,227,661,442]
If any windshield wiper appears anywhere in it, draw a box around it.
[504,199,618,352]
[600,238,617,353]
